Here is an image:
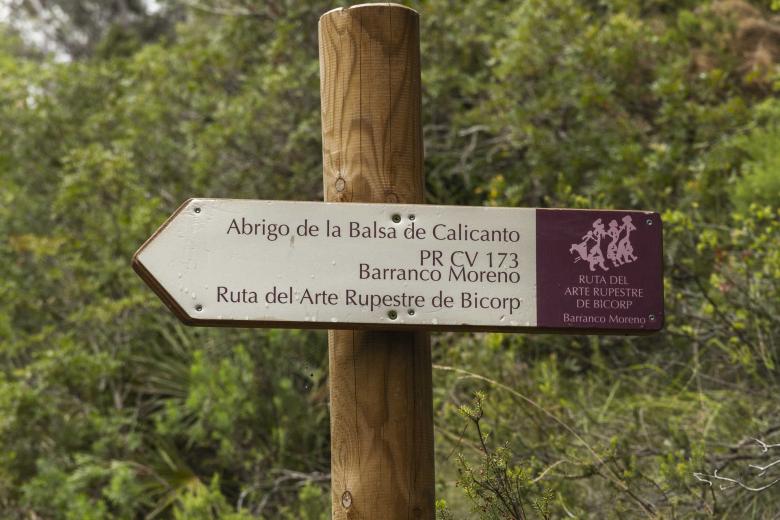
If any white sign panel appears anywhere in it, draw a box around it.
[133,199,664,333]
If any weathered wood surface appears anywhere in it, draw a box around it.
[319,4,435,519]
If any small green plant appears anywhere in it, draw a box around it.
[444,392,554,520]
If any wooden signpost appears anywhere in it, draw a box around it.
[133,199,663,333]
[133,4,664,519]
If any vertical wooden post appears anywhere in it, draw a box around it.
[319,4,434,519]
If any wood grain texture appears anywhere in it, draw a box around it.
[319,4,434,519]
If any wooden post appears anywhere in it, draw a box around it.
[319,4,435,519]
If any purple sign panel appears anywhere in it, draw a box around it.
[536,209,664,332]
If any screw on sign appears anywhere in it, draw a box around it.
[132,5,664,519]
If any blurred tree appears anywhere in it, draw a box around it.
[2,0,179,58]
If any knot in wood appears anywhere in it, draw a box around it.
[384,191,399,203]
[341,490,353,509]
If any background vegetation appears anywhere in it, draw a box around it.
[1,0,779,517]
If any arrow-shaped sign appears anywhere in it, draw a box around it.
[133,199,663,333]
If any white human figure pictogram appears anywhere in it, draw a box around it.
[617,215,638,264]
[570,215,638,270]
[569,218,610,272]
[606,219,622,267]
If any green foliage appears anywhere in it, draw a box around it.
[449,392,553,519]
[1,0,779,518]
[731,101,780,210]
